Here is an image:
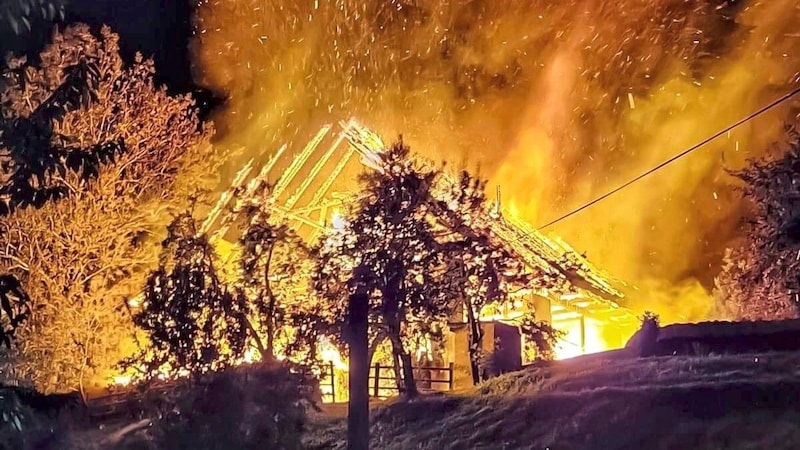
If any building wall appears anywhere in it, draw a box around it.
[449,321,522,389]
[445,291,634,385]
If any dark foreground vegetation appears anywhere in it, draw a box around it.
[10,350,800,449]
[8,320,800,449]
[0,362,314,449]
[306,351,800,450]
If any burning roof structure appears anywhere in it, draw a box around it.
[203,119,640,333]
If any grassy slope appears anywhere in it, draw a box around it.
[306,352,800,450]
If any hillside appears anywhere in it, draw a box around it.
[306,351,800,450]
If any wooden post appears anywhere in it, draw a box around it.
[579,315,586,355]
[373,363,380,398]
[347,285,370,450]
[329,361,336,403]
[448,362,455,391]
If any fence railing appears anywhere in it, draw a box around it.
[368,362,454,398]
[300,361,337,403]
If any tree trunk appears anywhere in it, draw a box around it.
[382,271,417,397]
[388,332,417,397]
[465,297,484,385]
[78,363,88,407]
[348,291,370,450]
[368,330,387,366]
[264,245,277,360]
[398,351,416,396]
[265,292,277,360]
[244,316,268,360]
[391,346,403,392]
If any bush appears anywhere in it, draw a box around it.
[135,363,313,450]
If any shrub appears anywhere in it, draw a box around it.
[137,363,313,450]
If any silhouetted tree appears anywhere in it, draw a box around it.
[314,140,570,393]
[126,213,249,381]
[715,127,800,320]
[237,199,313,361]
[433,171,535,383]
[314,141,452,397]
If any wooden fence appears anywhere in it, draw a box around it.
[87,382,175,419]
[368,362,454,398]
[302,361,337,403]
[300,361,455,400]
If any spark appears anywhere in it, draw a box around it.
[193,0,800,322]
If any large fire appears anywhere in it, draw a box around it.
[109,117,626,397]
[192,0,800,323]
[105,0,800,398]
[552,318,612,360]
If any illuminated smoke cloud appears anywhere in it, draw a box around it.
[191,0,800,323]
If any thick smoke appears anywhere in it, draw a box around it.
[191,0,800,323]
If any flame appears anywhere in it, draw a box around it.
[193,0,800,322]
[111,0,800,392]
[319,337,347,371]
[113,374,131,386]
[126,295,141,308]
[552,317,612,360]
[240,346,261,364]
[330,208,347,230]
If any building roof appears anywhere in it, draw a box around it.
[204,119,639,326]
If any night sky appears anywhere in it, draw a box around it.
[1,0,215,109]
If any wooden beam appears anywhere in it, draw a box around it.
[285,131,347,210]
[551,311,582,321]
[272,125,331,199]
[580,314,586,354]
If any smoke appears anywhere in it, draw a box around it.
[191,0,800,323]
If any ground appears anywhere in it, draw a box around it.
[37,351,800,448]
[304,351,800,450]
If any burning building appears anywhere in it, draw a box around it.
[199,119,640,388]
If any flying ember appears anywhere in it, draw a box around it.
[193,0,800,324]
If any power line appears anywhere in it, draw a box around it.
[537,85,800,230]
